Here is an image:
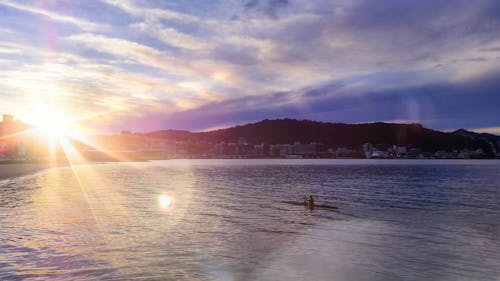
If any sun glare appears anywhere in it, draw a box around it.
[20,99,82,142]
[14,99,96,162]
[36,112,72,140]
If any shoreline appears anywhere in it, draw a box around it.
[0,163,64,181]
[0,157,498,182]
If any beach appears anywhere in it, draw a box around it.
[0,163,56,180]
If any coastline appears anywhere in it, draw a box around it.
[0,162,61,181]
[0,158,498,183]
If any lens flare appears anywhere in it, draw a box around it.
[159,194,173,209]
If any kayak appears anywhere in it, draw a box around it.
[281,201,338,210]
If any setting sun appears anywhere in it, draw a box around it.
[6,98,101,164]
[35,112,72,140]
[18,98,84,144]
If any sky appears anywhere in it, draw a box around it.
[0,0,499,133]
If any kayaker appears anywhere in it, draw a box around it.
[308,195,314,210]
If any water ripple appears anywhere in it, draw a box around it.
[0,159,499,280]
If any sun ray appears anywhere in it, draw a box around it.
[59,137,101,226]
[3,95,152,168]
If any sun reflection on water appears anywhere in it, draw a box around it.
[159,194,173,210]
[3,160,197,279]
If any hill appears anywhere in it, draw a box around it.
[144,119,499,156]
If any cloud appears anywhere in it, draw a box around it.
[0,41,188,123]
[0,27,15,34]
[214,0,500,85]
[243,0,290,18]
[65,33,200,75]
[132,20,210,50]
[119,69,500,132]
[101,0,200,24]
[101,0,210,50]
[1,0,499,133]
[0,0,102,31]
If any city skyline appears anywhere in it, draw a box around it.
[1,115,498,161]
[0,1,499,134]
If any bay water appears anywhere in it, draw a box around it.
[1,159,499,280]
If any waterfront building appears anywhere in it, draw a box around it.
[292,142,316,155]
[370,150,389,158]
[362,143,373,158]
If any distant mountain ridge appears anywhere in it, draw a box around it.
[452,128,500,142]
[144,119,500,156]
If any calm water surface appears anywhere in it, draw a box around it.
[1,159,499,280]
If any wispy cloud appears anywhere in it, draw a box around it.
[132,20,210,50]
[0,0,102,31]
[101,0,200,24]
[0,42,182,119]
[65,33,199,75]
